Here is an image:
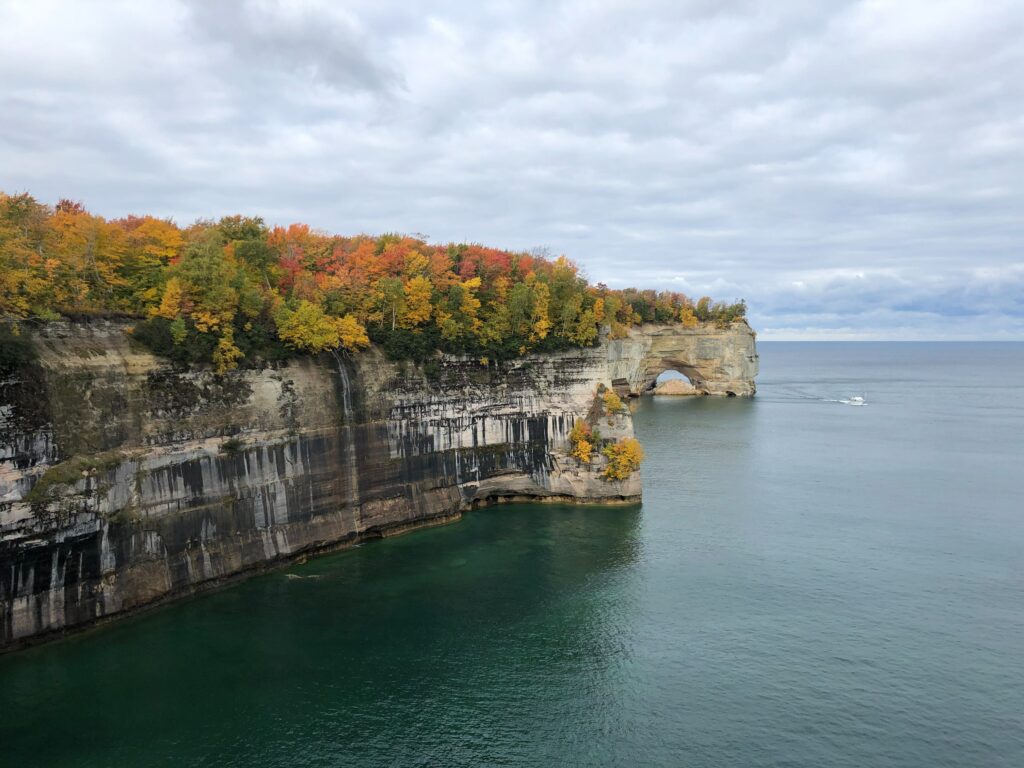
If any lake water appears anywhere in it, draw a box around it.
[2,342,1022,767]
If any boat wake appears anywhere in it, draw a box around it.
[824,395,867,406]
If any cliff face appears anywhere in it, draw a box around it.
[610,322,759,396]
[0,319,756,649]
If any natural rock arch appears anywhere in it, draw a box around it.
[606,320,759,397]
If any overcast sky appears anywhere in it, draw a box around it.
[2,1,1022,339]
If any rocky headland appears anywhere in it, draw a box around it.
[0,319,757,650]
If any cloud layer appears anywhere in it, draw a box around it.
[2,0,1022,338]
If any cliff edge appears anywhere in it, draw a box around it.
[0,319,757,649]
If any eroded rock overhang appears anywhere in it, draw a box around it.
[607,320,759,397]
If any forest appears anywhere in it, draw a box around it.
[0,192,747,372]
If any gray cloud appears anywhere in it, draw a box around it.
[182,1,400,93]
[1,0,1022,338]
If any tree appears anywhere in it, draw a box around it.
[603,390,624,413]
[336,313,370,351]
[435,277,482,342]
[275,300,368,353]
[695,296,712,322]
[45,202,128,311]
[601,438,644,481]
[0,189,748,368]
[372,277,405,330]
[680,304,698,328]
[120,216,183,309]
[212,328,244,374]
[526,274,550,343]
[0,193,48,317]
[162,228,239,333]
[568,301,598,346]
[400,275,432,328]
[569,421,594,463]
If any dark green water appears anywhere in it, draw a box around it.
[2,342,1022,767]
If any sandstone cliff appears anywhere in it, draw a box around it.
[0,319,757,649]
[610,321,759,396]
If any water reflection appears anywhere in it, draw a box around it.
[0,504,641,768]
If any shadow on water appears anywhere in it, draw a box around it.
[0,504,642,768]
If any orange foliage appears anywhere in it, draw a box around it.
[0,191,746,373]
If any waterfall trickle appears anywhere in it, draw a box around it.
[330,350,361,521]
[334,351,354,420]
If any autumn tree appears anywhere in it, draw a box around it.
[695,296,712,322]
[401,275,433,328]
[0,193,49,318]
[275,300,369,354]
[371,277,405,330]
[118,216,183,310]
[569,421,594,463]
[601,438,644,481]
[435,277,482,342]
[2,189,744,370]
[44,200,128,311]
[603,390,624,414]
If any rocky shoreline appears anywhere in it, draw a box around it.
[1,319,757,650]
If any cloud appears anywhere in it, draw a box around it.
[182,1,400,93]
[1,0,1022,338]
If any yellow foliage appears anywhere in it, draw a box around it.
[680,305,698,328]
[568,420,594,463]
[0,255,42,318]
[571,437,593,463]
[603,390,624,413]
[152,278,185,319]
[212,330,243,374]
[276,300,368,353]
[526,273,550,343]
[403,250,430,277]
[436,277,483,341]
[461,277,482,326]
[48,207,135,312]
[601,438,644,481]
[400,275,433,328]
[129,217,183,265]
[569,307,598,346]
[336,313,370,352]
[192,309,226,334]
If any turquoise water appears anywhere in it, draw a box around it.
[2,342,1022,767]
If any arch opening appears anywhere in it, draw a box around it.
[643,362,708,396]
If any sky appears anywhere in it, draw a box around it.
[1,0,1022,339]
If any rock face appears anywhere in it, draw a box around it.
[0,319,756,650]
[609,321,759,396]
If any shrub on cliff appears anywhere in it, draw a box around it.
[603,390,625,414]
[601,438,644,481]
[569,421,595,463]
